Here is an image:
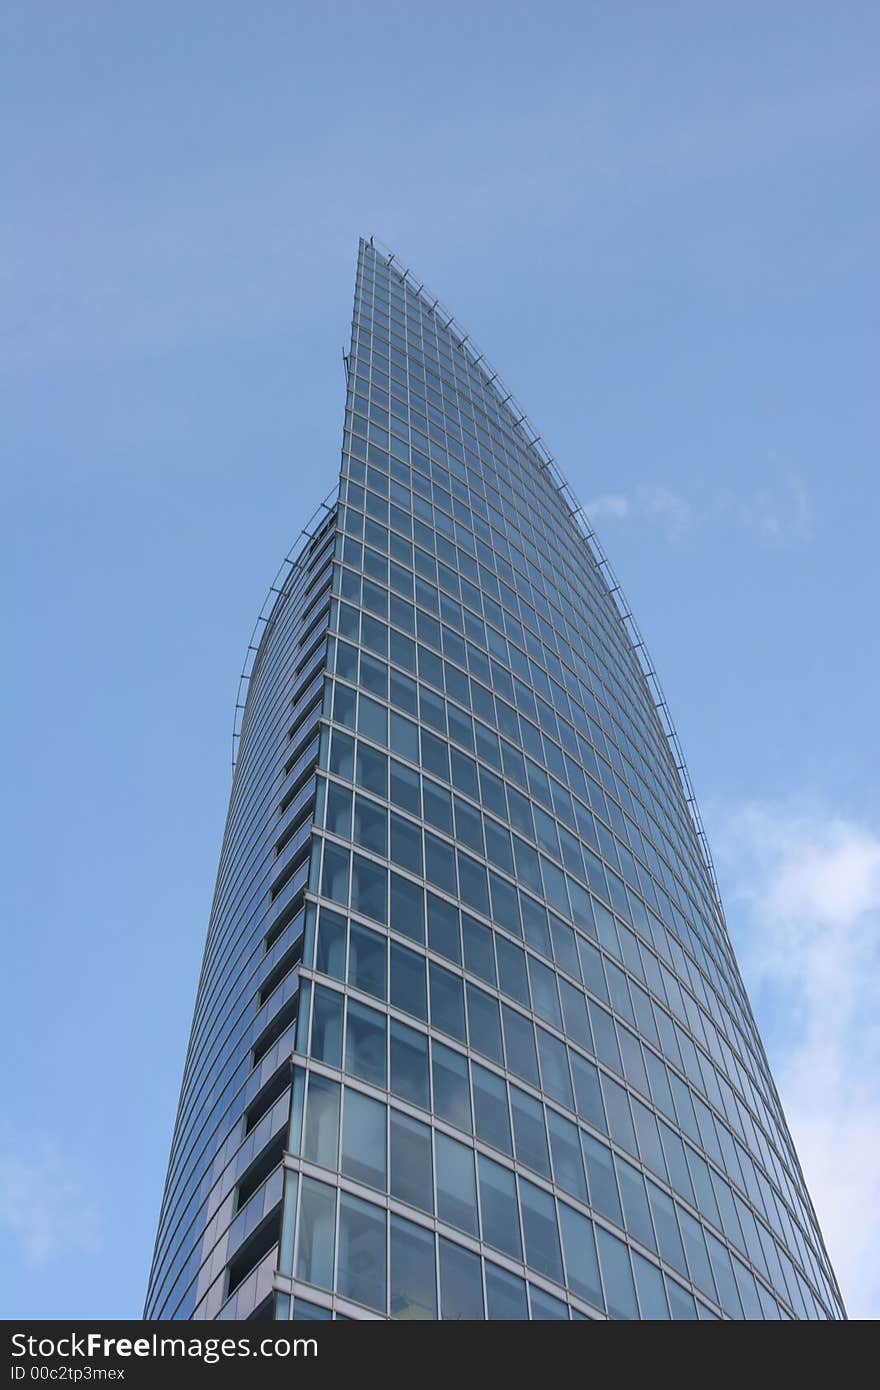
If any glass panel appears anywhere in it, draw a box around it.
[462,913,495,983]
[477,1154,521,1260]
[315,908,346,980]
[432,1041,471,1131]
[390,940,427,1020]
[341,1088,386,1190]
[615,1155,656,1251]
[472,1063,511,1154]
[345,999,387,1086]
[582,1133,622,1226]
[596,1227,638,1320]
[278,1171,299,1277]
[536,1028,573,1107]
[529,1285,569,1320]
[519,1179,562,1283]
[390,1020,429,1108]
[351,853,386,924]
[296,1177,336,1290]
[439,1238,484,1321]
[310,986,343,1068]
[510,1086,550,1176]
[547,1108,587,1202]
[429,962,466,1042]
[292,1297,331,1320]
[427,893,461,962]
[485,1263,528,1320]
[679,1207,717,1302]
[502,1005,538,1086]
[435,1132,478,1235]
[337,1193,386,1312]
[303,1073,340,1170]
[390,873,424,942]
[632,1250,669,1319]
[390,1216,436,1320]
[389,1109,433,1213]
[558,1201,602,1309]
[349,922,386,1000]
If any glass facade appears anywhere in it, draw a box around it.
[145,239,844,1321]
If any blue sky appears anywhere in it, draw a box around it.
[1,1,877,1319]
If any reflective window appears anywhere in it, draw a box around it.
[390,1216,436,1320]
[337,1193,386,1312]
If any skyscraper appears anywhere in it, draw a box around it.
[145,239,844,1321]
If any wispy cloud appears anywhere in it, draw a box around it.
[738,472,813,544]
[586,472,812,546]
[712,799,880,1319]
[0,1142,101,1267]
[583,492,630,521]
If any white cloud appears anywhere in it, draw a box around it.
[584,492,630,520]
[0,1143,100,1267]
[585,472,812,546]
[712,801,880,1319]
[637,484,694,541]
[738,471,814,544]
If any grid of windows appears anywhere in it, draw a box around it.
[145,239,843,1322]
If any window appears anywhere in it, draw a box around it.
[353,795,386,856]
[303,1074,340,1170]
[390,873,424,942]
[478,1155,521,1259]
[558,1202,602,1309]
[351,854,386,924]
[632,1251,669,1319]
[530,1286,569,1320]
[310,986,343,1068]
[596,1227,638,1320]
[472,1063,511,1154]
[435,1132,477,1235]
[321,842,350,906]
[390,812,422,874]
[547,1109,587,1202]
[461,913,495,983]
[315,909,346,981]
[390,1020,429,1109]
[570,1053,606,1132]
[439,1238,483,1321]
[536,1028,573,1107]
[341,1088,386,1189]
[337,1193,386,1312]
[325,783,352,838]
[390,1217,436,1320]
[496,939,529,1007]
[519,1179,562,1283]
[502,1005,538,1086]
[429,962,466,1042]
[427,894,460,963]
[465,984,503,1063]
[485,1264,528,1320]
[348,922,386,1000]
[354,743,386,796]
[616,1155,656,1251]
[510,1086,549,1177]
[357,694,387,745]
[582,1133,623,1226]
[345,1000,386,1087]
[390,758,420,814]
[528,957,561,1027]
[432,1041,471,1131]
[390,941,427,1020]
[296,1178,335,1290]
[389,1110,433,1212]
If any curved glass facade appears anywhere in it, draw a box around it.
[145,239,844,1321]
